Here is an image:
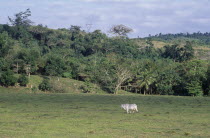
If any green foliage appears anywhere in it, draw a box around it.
[44,55,67,76]
[38,77,68,93]
[62,72,72,78]
[80,81,93,93]
[8,8,32,27]
[38,78,51,91]
[161,41,194,62]
[155,60,181,95]
[0,58,10,72]
[0,70,17,87]
[0,32,14,57]
[148,32,210,45]
[181,41,194,61]
[186,80,203,96]
[203,65,210,95]
[1,9,210,96]
[18,74,29,86]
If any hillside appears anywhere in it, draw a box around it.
[1,75,107,94]
[134,34,210,60]
[0,9,210,96]
[1,75,135,95]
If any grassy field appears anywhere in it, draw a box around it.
[13,75,106,94]
[0,88,210,138]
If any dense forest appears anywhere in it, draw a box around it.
[0,9,210,96]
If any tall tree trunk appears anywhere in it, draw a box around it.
[17,62,19,74]
[115,84,120,94]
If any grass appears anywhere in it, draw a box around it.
[13,75,106,94]
[0,88,210,137]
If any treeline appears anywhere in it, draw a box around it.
[0,9,210,96]
[148,32,210,45]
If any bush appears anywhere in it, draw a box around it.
[80,81,93,93]
[0,70,17,87]
[38,77,69,93]
[186,80,203,96]
[62,72,72,78]
[18,74,29,86]
[38,78,52,91]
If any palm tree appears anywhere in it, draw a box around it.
[137,70,156,95]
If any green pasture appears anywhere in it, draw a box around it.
[0,88,210,137]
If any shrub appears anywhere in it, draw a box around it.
[18,74,29,86]
[0,70,17,87]
[80,81,93,93]
[62,72,72,78]
[38,78,52,91]
[186,80,203,96]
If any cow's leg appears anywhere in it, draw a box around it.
[132,109,134,113]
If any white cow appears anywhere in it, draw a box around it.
[121,104,138,113]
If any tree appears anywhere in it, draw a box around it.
[18,74,29,86]
[146,38,154,47]
[0,32,13,58]
[14,49,40,75]
[161,41,194,62]
[0,70,17,87]
[203,65,210,95]
[132,59,158,95]
[0,58,10,72]
[161,44,180,62]
[109,24,133,37]
[44,55,67,76]
[114,66,131,94]
[180,41,194,61]
[186,80,203,96]
[8,8,33,27]
[155,60,180,95]
[70,25,81,33]
[174,60,207,96]
[92,54,117,93]
[8,9,33,41]
[82,30,107,56]
[28,24,49,44]
[136,70,156,95]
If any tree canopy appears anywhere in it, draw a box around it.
[0,9,210,96]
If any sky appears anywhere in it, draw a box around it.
[0,0,210,37]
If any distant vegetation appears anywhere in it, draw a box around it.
[147,32,210,45]
[0,9,210,96]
